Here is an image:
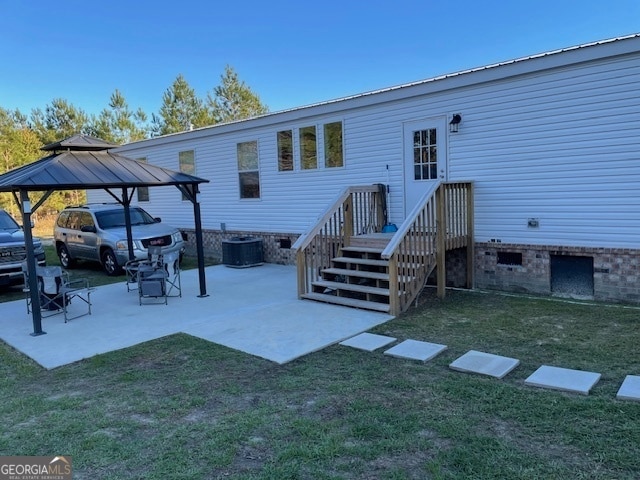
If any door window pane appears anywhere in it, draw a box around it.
[413,128,437,180]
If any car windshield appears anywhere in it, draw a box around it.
[0,211,20,231]
[95,208,156,229]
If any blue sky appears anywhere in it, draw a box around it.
[1,0,639,118]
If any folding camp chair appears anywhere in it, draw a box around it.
[26,265,93,322]
[163,251,182,298]
[125,246,164,292]
[138,258,168,305]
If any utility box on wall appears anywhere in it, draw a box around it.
[222,237,264,268]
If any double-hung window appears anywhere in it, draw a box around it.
[179,150,195,200]
[136,157,149,202]
[237,141,260,199]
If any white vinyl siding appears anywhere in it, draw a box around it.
[94,40,640,251]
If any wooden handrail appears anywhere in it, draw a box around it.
[381,181,474,315]
[291,185,380,253]
[293,185,384,299]
[294,181,473,314]
[380,182,439,260]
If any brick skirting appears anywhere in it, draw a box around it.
[475,242,640,303]
[181,229,300,265]
[181,229,640,304]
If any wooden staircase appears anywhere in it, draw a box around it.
[293,183,474,316]
[302,241,393,313]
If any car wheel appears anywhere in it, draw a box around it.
[102,248,123,276]
[58,244,75,269]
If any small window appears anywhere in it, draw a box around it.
[324,122,343,168]
[497,252,523,266]
[237,141,260,199]
[179,150,195,200]
[137,157,149,202]
[299,126,317,170]
[277,130,293,171]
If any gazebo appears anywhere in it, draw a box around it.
[0,134,210,336]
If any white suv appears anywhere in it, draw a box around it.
[54,204,185,276]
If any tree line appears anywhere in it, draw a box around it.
[0,66,268,219]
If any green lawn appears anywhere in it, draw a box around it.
[1,284,639,478]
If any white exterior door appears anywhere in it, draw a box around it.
[403,118,447,214]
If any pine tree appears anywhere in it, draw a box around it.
[29,98,89,145]
[89,89,150,144]
[207,65,269,124]
[154,75,210,136]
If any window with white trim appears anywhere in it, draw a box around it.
[136,157,149,202]
[323,122,343,168]
[179,150,195,200]
[277,130,293,171]
[299,126,317,170]
[237,141,260,199]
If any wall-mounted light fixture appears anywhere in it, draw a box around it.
[449,113,462,133]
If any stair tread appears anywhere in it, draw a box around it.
[312,280,390,296]
[322,267,390,280]
[302,292,391,313]
[332,256,388,267]
[341,246,384,254]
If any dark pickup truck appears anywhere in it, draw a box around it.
[0,209,46,287]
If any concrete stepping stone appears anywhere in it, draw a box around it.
[525,365,601,395]
[383,339,447,362]
[617,375,640,401]
[449,350,520,379]
[340,332,397,352]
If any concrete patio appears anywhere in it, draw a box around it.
[0,264,394,369]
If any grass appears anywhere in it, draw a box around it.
[1,286,639,479]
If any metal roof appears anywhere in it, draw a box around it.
[0,135,208,192]
[41,134,119,152]
[120,33,640,149]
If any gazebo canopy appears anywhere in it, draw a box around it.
[0,134,210,336]
[0,134,207,192]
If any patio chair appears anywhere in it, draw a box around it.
[138,259,169,305]
[163,251,181,298]
[25,265,93,322]
[125,246,164,292]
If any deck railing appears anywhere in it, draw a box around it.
[381,181,474,315]
[292,182,473,315]
[292,185,385,298]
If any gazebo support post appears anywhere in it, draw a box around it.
[19,189,45,336]
[121,188,135,261]
[192,186,208,298]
